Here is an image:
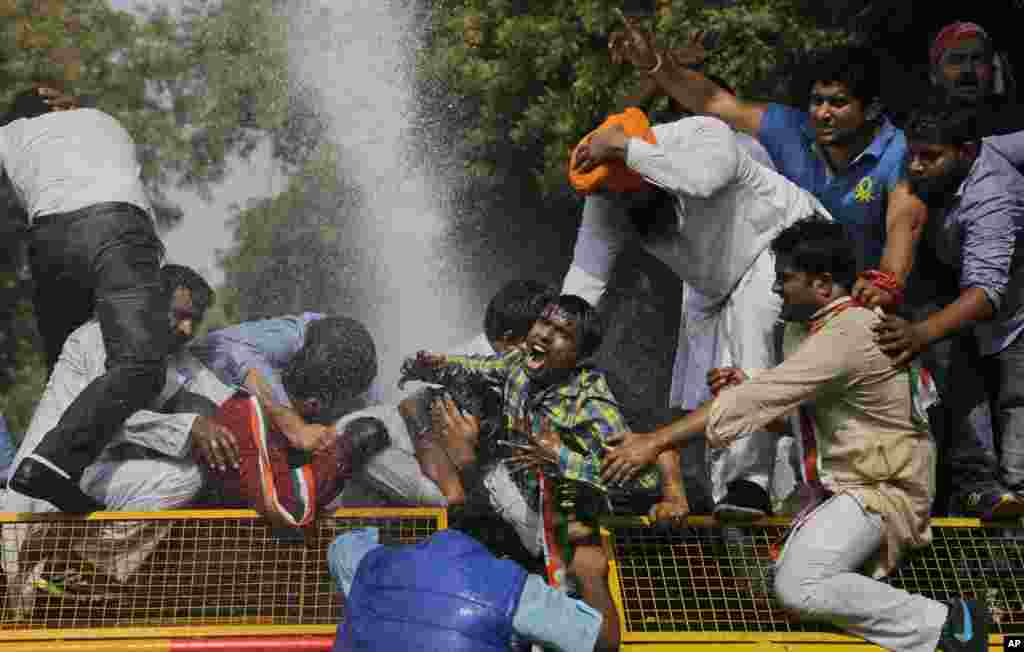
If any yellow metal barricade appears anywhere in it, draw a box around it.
[0,508,1020,650]
[0,508,445,647]
[604,515,1022,650]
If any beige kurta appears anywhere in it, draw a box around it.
[706,298,935,577]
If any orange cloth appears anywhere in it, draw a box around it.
[568,107,656,194]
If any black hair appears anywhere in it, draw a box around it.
[281,316,378,423]
[160,264,215,317]
[803,45,882,107]
[904,95,980,146]
[769,216,857,290]
[547,294,604,360]
[484,280,557,343]
[1,88,53,127]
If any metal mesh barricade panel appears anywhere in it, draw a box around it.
[0,508,444,635]
[607,516,1024,637]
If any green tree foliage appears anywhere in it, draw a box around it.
[218,145,373,324]
[0,0,321,433]
[418,0,851,197]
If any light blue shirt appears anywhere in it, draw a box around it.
[189,313,384,406]
[328,528,603,651]
[928,131,1024,355]
[758,104,907,270]
[0,414,15,484]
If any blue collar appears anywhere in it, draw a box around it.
[800,116,898,167]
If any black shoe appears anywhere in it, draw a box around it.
[958,489,1024,521]
[939,597,989,652]
[713,480,771,522]
[344,417,391,472]
[8,458,105,513]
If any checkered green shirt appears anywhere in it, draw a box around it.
[443,350,661,495]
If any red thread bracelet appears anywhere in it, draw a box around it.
[858,269,905,305]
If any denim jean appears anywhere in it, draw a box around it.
[27,202,170,480]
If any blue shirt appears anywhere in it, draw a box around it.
[329,528,603,652]
[0,414,15,484]
[927,131,1024,356]
[758,104,908,269]
[190,313,384,407]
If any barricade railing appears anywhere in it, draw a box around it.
[0,509,1019,650]
[0,508,446,647]
[603,515,1022,649]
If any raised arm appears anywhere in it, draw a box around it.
[613,10,767,134]
[854,181,929,308]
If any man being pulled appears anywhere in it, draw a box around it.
[199,317,390,528]
[602,218,986,652]
[400,294,687,589]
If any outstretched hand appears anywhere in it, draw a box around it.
[608,8,660,70]
[873,314,928,366]
[431,396,481,446]
[504,417,561,475]
[37,86,79,111]
[191,416,241,472]
[600,431,660,486]
[397,350,448,389]
[707,367,748,396]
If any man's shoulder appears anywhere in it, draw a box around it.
[759,104,810,139]
[960,142,1024,216]
[69,319,104,348]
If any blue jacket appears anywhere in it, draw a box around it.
[334,529,529,652]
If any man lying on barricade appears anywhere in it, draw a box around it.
[0,264,222,616]
[601,217,987,652]
[0,297,390,612]
[170,313,390,527]
[399,293,688,594]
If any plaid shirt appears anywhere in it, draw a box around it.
[438,351,661,505]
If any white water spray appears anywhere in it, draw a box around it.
[286,0,479,400]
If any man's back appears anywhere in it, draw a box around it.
[0,108,150,221]
[634,116,828,299]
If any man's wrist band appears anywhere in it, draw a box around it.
[858,269,905,304]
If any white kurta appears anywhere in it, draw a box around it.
[1,320,207,617]
[562,116,830,503]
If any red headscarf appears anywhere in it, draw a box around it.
[930,22,990,67]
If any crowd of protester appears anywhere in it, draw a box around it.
[0,12,1021,652]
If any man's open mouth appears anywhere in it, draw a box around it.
[527,343,547,370]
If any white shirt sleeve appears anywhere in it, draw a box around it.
[626,116,739,199]
[562,193,633,306]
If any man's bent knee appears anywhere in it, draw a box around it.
[773,563,826,619]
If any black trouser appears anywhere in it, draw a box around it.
[27,202,170,481]
[905,249,1001,514]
